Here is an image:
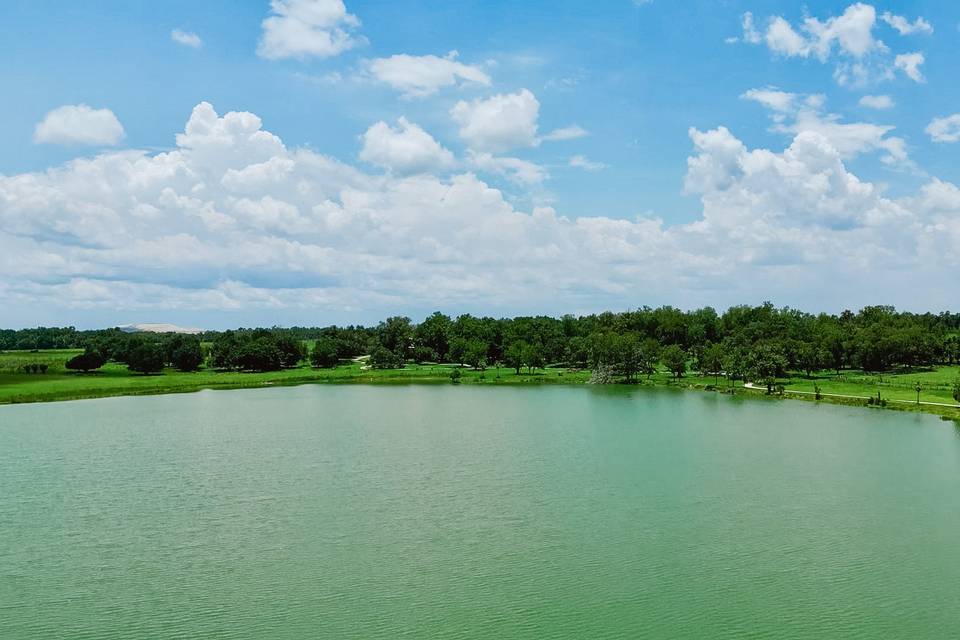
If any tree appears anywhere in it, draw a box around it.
[748,343,788,394]
[65,349,106,373]
[701,343,725,384]
[464,339,488,370]
[210,331,240,369]
[273,335,306,368]
[797,343,828,378]
[127,343,165,375]
[377,316,413,361]
[638,338,661,380]
[415,312,451,362]
[235,338,283,372]
[723,346,748,389]
[411,345,437,364]
[370,345,404,369]
[661,345,687,379]
[613,333,642,382]
[170,338,203,372]
[310,338,339,368]
[521,342,545,373]
[504,340,527,374]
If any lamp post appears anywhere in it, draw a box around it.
[915,383,922,405]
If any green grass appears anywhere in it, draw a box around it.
[1,349,957,421]
[0,349,591,405]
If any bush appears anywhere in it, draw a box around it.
[65,350,106,373]
[449,368,462,384]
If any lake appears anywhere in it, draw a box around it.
[2,385,959,638]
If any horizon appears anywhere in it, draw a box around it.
[3,301,959,333]
[2,1,959,328]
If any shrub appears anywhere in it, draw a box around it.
[449,368,462,384]
[65,350,106,373]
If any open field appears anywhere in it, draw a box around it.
[1,349,957,420]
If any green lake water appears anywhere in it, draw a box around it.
[2,385,959,638]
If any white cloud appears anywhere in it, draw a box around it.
[925,114,960,143]
[540,125,589,142]
[366,51,490,98]
[33,104,125,146]
[467,151,547,186]
[761,4,882,60]
[739,11,762,44]
[171,29,202,48]
[744,4,930,87]
[880,12,933,35]
[4,102,959,322]
[743,89,908,165]
[741,87,797,112]
[765,16,809,57]
[257,0,362,60]
[894,52,925,82]
[359,118,454,174]
[451,89,540,152]
[858,94,894,109]
[569,155,607,171]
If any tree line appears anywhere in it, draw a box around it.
[4,304,960,381]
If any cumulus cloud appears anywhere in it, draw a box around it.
[742,89,907,165]
[171,29,202,48]
[33,104,125,146]
[466,151,547,186]
[257,0,362,60]
[761,3,882,60]
[451,89,540,152]
[925,114,960,143]
[366,51,490,98]
[880,12,933,35]
[742,4,930,87]
[893,52,925,82]
[359,118,454,174]
[3,102,958,322]
[858,94,894,109]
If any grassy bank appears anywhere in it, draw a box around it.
[1,349,958,421]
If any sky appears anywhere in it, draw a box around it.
[1,0,959,329]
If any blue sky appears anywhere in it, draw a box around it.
[1,1,959,328]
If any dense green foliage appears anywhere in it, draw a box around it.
[126,343,166,375]
[4,305,960,391]
[65,349,106,373]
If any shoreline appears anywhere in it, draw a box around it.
[3,368,958,423]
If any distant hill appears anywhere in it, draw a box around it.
[118,323,203,335]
